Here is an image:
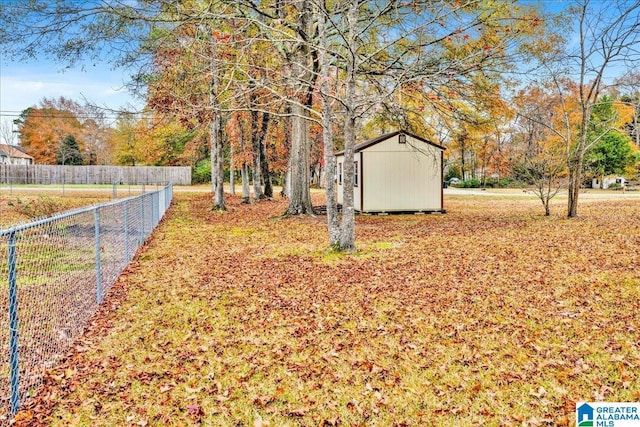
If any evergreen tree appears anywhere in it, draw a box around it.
[586,96,635,179]
[56,134,84,165]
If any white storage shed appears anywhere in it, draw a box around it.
[591,176,626,189]
[336,130,445,213]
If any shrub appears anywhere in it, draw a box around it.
[445,165,462,182]
[484,177,514,188]
[8,196,62,219]
[497,178,513,188]
[192,160,211,184]
[460,178,481,188]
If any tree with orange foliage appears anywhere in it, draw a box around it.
[15,104,84,164]
[13,96,116,165]
[512,80,576,215]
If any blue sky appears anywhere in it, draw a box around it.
[0,0,631,134]
[0,57,141,131]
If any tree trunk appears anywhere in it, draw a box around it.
[338,0,359,252]
[567,129,587,217]
[210,34,225,210]
[280,105,292,199]
[239,119,251,204]
[250,94,264,200]
[282,167,290,198]
[241,162,251,204]
[251,130,263,201]
[339,112,356,251]
[282,0,315,215]
[567,155,582,217]
[211,112,225,210]
[460,141,467,181]
[229,143,235,195]
[252,149,263,200]
[318,4,340,247]
[470,151,477,180]
[284,103,314,214]
[634,107,639,147]
[258,113,273,198]
[260,139,273,198]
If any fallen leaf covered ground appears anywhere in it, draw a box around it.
[0,191,113,227]
[13,192,640,426]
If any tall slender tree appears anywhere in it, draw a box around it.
[563,0,640,217]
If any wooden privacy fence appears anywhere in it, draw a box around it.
[0,165,191,186]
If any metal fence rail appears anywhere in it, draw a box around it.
[0,183,174,423]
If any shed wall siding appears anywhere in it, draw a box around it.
[362,146,441,211]
[335,133,443,212]
[361,134,403,152]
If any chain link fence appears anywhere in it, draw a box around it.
[0,183,174,423]
[0,177,163,200]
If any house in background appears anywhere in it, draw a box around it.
[0,144,34,165]
[336,130,445,213]
[592,175,626,189]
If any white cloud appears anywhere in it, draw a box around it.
[7,79,47,94]
[0,64,140,127]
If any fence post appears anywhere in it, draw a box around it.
[94,208,102,304]
[8,231,20,415]
[169,183,173,211]
[124,201,130,263]
[159,188,166,220]
[140,195,145,241]
[152,193,158,227]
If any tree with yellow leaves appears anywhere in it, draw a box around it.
[112,113,146,166]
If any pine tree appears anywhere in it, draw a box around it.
[56,135,84,165]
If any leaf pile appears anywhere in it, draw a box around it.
[14,193,640,426]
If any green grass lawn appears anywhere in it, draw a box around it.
[12,192,640,426]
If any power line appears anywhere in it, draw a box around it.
[0,110,152,120]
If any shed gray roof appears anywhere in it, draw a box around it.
[335,130,445,156]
